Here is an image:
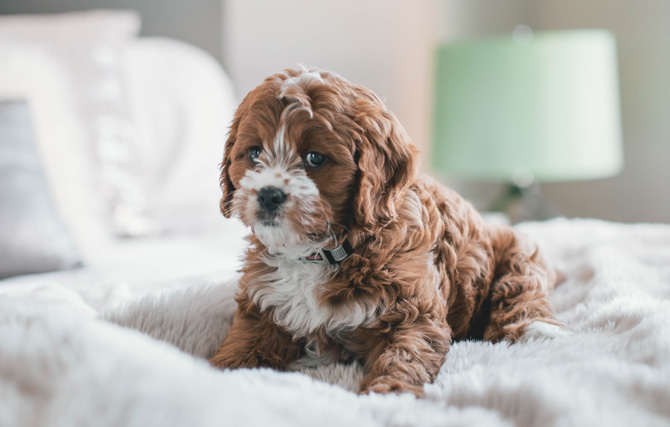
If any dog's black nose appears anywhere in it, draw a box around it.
[257,187,286,212]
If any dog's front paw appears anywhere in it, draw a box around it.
[520,321,571,343]
[361,375,424,398]
[209,347,256,370]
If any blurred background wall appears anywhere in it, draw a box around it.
[2,0,668,223]
[222,0,439,174]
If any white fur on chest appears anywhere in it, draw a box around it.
[248,259,376,338]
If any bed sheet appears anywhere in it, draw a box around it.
[0,219,248,314]
[1,218,669,427]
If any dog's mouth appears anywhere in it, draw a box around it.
[256,211,282,227]
[251,211,333,252]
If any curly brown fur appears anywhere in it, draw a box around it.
[210,66,562,397]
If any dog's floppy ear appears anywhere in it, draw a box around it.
[352,96,418,231]
[219,112,242,218]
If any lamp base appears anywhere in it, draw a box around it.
[489,181,559,224]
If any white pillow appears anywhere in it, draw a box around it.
[0,10,155,238]
[121,37,238,234]
[0,9,139,43]
[0,42,108,260]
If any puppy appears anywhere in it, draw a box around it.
[210,66,563,396]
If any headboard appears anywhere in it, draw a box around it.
[0,0,223,64]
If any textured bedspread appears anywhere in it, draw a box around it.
[1,219,669,426]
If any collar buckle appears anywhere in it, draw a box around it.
[299,239,354,265]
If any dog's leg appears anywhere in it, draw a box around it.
[358,314,451,397]
[209,306,303,370]
[483,228,565,343]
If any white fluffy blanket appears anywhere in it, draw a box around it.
[1,219,670,426]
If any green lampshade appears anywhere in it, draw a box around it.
[432,29,623,182]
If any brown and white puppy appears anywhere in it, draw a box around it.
[210,66,564,396]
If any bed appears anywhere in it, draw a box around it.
[1,10,669,427]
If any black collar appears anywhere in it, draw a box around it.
[298,239,354,265]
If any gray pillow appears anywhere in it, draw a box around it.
[0,100,82,279]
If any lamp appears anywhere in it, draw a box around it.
[431,28,623,222]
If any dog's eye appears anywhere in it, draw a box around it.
[248,146,262,163]
[304,152,326,168]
